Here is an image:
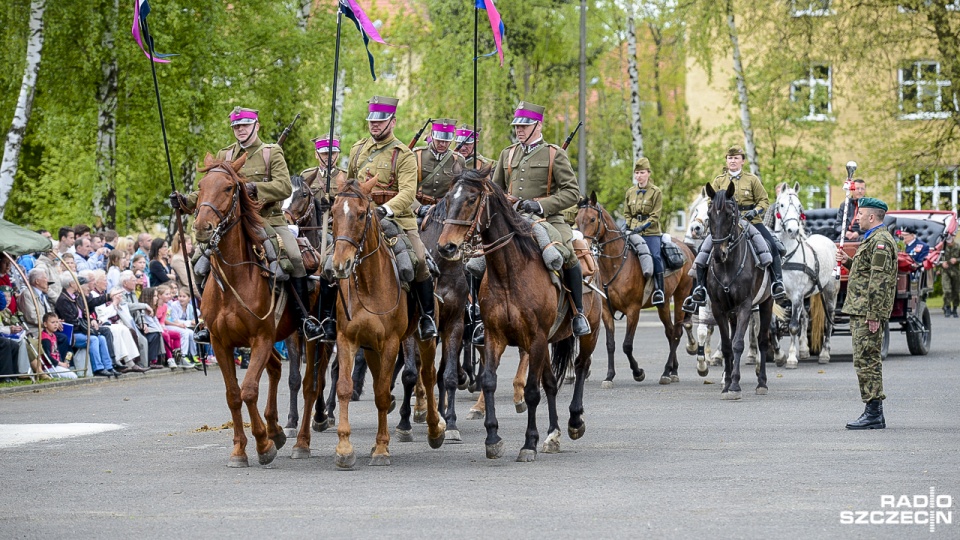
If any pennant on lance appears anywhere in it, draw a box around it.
[131,0,174,63]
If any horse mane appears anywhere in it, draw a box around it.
[198,159,265,243]
[455,168,542,262]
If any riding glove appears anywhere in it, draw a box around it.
[518,199,543,216]
[169,192,186,212]
[243,182,258,199]
[743,209,759,221]
[416,204,433,218]
[375,205,392,220]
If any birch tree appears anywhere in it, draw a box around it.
[724,0,759,176]
[0,0,46,218]
[627,4,644,160]
[94,0,119,229]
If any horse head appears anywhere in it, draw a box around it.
[705,181,741,262]
[194,153,262,245]
[775,182,806,240]
[437,167,492,261]
[330,173,379,279]
[283,174,315,228]
[575,191,607,249]
[686,188,710,242]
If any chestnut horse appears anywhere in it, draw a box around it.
[192,155,325,467]
[329,175,444,468]
[575,193,696,386]
[437,168,600,461]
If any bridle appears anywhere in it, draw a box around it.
[710,201,746,262]
[442,181,514,258]
[284,178,315,228]
[776,191,806,236]
[196,167,242,249]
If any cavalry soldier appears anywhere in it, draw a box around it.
[490,100,591,337]
[683,145,785,312]
[171,107,323,343]
[455,124,493,170]
[346,95,438,339]
[939,233,960,318]
[414,118,466,218]
[623,157,665,305]
[836,197,897,430]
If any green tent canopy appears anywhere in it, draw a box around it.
[0,218,54,257]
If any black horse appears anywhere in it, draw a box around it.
[704,181,774,400]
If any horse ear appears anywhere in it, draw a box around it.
[725,181,735,198]
[452,159,464,178]
[336,173,349,194]
[231,153,248,173]
[793,181,800,193]
[589,191,597,205]
[704,183,716,199]
[202,153,216,169]
[360,170,379,195]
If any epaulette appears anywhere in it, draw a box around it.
[351,138,368,147]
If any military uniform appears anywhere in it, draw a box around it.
[414,119,466,202]
[300,166,342,200]
[940,239,960,316]
[709,169,769,225]
[455,124,494,170]
[624,157,665,303]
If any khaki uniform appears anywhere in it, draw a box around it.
[465,153,494,170]
[414,147,466,201]
[940,241,960,308]
[347,135,429,281]
[300,166,343,199]
[710,170,768,224]
[841,226,898,402]
[491,142,581,267]
[624,182,663,236]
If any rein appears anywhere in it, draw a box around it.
[443,185,517,258]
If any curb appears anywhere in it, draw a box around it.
[0,364,222,397]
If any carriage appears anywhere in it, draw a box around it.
[804,208,958,358]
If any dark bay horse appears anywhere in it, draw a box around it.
[192,155,324,467]
[329,174,444,468]
[437,168,600,461]
[704,181,774,399]
[576,193,696,386]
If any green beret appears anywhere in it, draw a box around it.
[634,157,651,171]
[857,197,887,212]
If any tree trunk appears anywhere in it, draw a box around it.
[627,9,644,161]
[0,0,46,218]
[94,0,119,230]
[297,0,312,30]
[725,0,760,177]
[649,23,664,118]
[924,3,960,134]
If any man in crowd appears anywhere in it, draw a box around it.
[135,233,153,263]
[74,237,97,272]
[835,178,866,241]
[57,227,74,256]
[836,197,897,430]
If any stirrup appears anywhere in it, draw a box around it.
[652,289,665,305]
[418,315,438,340]
[302,316,324,342]
[681,295,700,314]
[771,280,786,299]
[691,286,707,303]
[194,327,211,345]
[572,313,591,337]
[319,318,337,343]
[471,322,485,346]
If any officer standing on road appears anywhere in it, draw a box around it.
[939,233,960,318]
[836,197,897,430]
[623,157,665,305]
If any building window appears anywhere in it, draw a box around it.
[897,168,959,211]
[790,65,833,121]
[898,2,960,13]
[899,61,954,120]
[802,183,829,209]
[791,0,833,16]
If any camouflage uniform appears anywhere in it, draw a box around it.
[841,224,897,402]
[940,239,960,314]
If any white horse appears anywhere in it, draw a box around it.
[772,184,838,368]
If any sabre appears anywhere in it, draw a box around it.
[834,160,858,280]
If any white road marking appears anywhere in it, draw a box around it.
[0,423,124,449]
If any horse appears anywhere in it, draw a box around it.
[192,154,324,467]
[773,183,838,368]
[328,174,444,468]
[575,192,696,387]
[703,181,774,399]
[437,168,600,461]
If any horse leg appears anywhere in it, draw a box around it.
[568,331,595,441]
[518,339,548,462]
[514,351,529,413]
[601,304,617,388]
[798,306,811,360]
[696,309,710,376]
[469,391,486,420]
[414,350,428,424]
[239,339,277,466]
[723,309,749,400]
[684,312,698,356]
[323,348,339,427]
[745,311,758,365]
[352,349,367,401]
[441,325,463,442]
[481,340,505,459]
[294,341,322,459]
[418,335,445,449]
[757,299,773,395]
[623,308,645,383]
[213,339,249,467]
[264,350,286,452]
[334,338,359,469]
[715,317,733,395]
[658,305,680,384]
[394,342,417,442]
[787,299,801,369]
[284,335,302,438]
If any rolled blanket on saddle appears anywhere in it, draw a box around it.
[465,217,564,278]
[694,220,772,268]
[625,233,654,278]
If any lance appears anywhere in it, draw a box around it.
[473,4,479,166]
[408,118,433,149]
[834,160,858,280]
[320,3,345,266]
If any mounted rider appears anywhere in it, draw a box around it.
[455,124,494,170]
[302,135,342,341]
[171,106,323,343]
[490,100,591,337]
[413,118,467,218]
[623,157,665,305]
[346,95,438,339]
[683,145,786,312]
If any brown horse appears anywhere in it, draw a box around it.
[329,174,444,468]
[437,168,600,461]
[576,193,696,386]
[192,155,325,467]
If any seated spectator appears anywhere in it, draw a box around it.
[169,232,200,297]
[18,268,70,363]
[74,236,101,272]
[33,251,62,303]
[115,236,135,258]
[40,313,77,380]
[105,250,129,292]
[165,285,198,362]
[102,229,119,252]
[130,254,149,297]
[55,273,118,378]
[0,324,22,381]
[118,271,164,368]
[148,238,176,287]
[98,288,146,371]
[902,226,930,265]
[56,227,74,256]
[0,255,18,315]
[59,252,77,274]
[142,286,182,369]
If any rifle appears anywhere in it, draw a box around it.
[834,160,858,280]
[562,121,583,151]
[409,118,433,149]
[277,112,301,148]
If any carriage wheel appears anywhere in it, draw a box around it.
[880,321,890,360]
[906,303,932,356]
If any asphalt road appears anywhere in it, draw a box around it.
[1,311,958,539]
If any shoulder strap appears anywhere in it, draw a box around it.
[262,145,272,182]
[415,148,423,185]
[388,147,401,189]
[349,139,365,178]
[545,145,557,197]
[506,145,518,192]
[224,148,234,162]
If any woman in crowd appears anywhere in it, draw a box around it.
[54,273,118,378]
[164,285,200,366]
[105,249,129,292]
[130,254,149,298]
[148,238,176,287]
[114,236,135,258]
[141,286,183,369]
[98,287,144,371]
[169,232,199,297]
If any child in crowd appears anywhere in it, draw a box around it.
[131,254,149,298]
[40,313,77,379]
[164,286,199,367]
[105,249,129,293]
[142,286,183,369]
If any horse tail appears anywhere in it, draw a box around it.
[771,302,787,320]
[552,335,577,387]
[809,291,825,356]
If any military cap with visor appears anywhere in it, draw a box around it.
[857,197,888,212]
[455,124,478,144]
[366,95,399,121]
[229,107,259,126]
[511,101,546,126]
[431,118,458,142]
[312,136,340,154]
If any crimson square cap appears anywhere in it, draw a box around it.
[511,101,545,126]
[229,107,259,126]
[431,118,458,142]
[456,124,477,144]
[366,95,399,121]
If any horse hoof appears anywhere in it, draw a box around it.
[745,357,756,366]
[516,449,537,463]
[542,430,561,454]
[697,368,709,377]
[290,447,311,460]
[283,427,297,439]
[227,455,249,468]
[466,409,484,420]
[388,396,397,414]
[428,433,445,449]
[515,401,527,414]
[819,358,830,364]
[468,381,479,393]
[445,429,462,443]
[786,362,798,370]
[720,391,742,401]
[458,382,468,391]
[600,380,614,389]
[312,419,325,432]
[670,374,680,383]
[485,440,504,459]
[369,454,391,466]
[568,423,586,440]
[659,376,671,385]
[685,344,697,356]
[258,444,278,466]
[394,428,414,442]
[756,386,768,395]
[413,409,427,424]
[271,432,287,451]
[335,451,356,469]
[564,375,575,385]
[775,357,786,368]
[633,370,646,382]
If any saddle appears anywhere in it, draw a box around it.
[624,232,654,278]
